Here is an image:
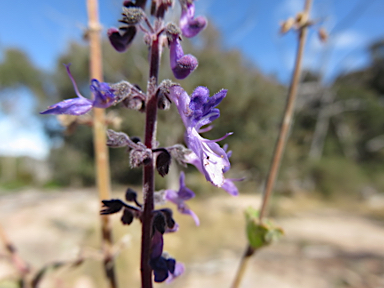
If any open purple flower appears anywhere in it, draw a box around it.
[168,85,239,195]
[168,32,198,79]
[41,65,116,116]
[179,0,207,38]
[165,172,199,225]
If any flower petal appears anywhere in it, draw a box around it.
[90,79,116,108]
[40,97,93,115]
[166,262,185,283]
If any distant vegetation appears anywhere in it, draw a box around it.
[1,25,383,198]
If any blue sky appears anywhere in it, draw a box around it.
[0,0,383,159]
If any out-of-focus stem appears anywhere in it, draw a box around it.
[87,1,117,288]
[140,37,160,288]
[231,1,312,287]
[0,223,30,288]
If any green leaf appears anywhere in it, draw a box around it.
[245,207,284,249]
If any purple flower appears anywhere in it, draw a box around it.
[168,33,198,79]
[41,65,116,116]
[180,0,207,38]
[165,172,199,225]
[150,230,184,282]
[168,85,239,195]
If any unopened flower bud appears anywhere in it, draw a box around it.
[152,211,167,234]
[159,208,176,230]
[121,208,134,225]
[155,149,171,177]
[130,136,141,144]
[125,188,138,202]
[108,26,137,53]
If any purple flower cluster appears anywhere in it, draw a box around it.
[168,85,240,196]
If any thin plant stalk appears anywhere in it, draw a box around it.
[86,0,117,287]
[140,35,161,288]
[0,223,30,288]
[230,1,312,287]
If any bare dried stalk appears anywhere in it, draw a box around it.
[86,0,117,287]
[0,223,30,288]
[230,1,312,287]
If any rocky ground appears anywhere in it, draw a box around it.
[0,188,383,288]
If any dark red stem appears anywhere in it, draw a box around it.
[140,36,160,288]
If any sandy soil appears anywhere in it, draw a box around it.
[0,189,383,288]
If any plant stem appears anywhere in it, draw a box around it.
[140,36,160,288]
[230,1,312,287]
[0,223,30,288]
[87,1,117,287]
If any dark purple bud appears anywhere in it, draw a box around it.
[121,7,144,25]
[152,211,167,234]
[130,136,141,144]
[125,188,138,202]
[125,187,143,208]
[126,0,147,9]
[159,208,176,230]
[100,199,125,215]
[151,257,169,282]
[155,149,171,177]
[108,26,137,53]
[123,0,136,8]
[121,208,134,225]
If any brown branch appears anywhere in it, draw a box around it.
[86,0,117,287]
[230,1,313,287]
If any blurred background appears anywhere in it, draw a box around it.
[0,0,383,287]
